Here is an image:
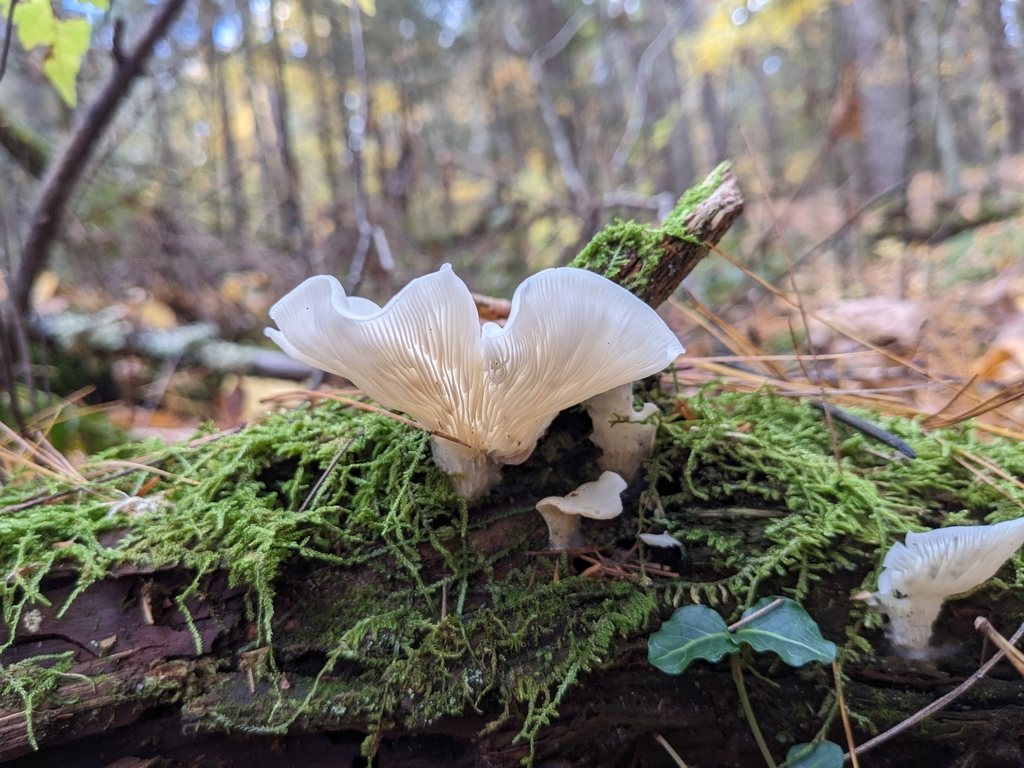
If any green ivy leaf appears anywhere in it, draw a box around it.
[785,740,844,768]
[648,604,739,675]
[733,597,837,668]
[12,0,57,49]
[84,0,110,10]
[44,18,92,106]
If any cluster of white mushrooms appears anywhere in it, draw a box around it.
[267,264,1024,659]
[267,264,682,546]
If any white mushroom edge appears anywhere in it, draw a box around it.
[535,471,628,550]
[638,532,682,549]
[857,517,1024,656]
[584,383,661,482]
[266,265,684,498]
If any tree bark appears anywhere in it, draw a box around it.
[571,165,744,307]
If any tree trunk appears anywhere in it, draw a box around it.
[267,14,307,255]
[840,0,911,198]
[10,0,191,315]
[238,1,280,240]
[0,108,48,178]
[916,1,961,199]
[981,0,1024,154]
[205,0,246,242]
[302,0,342,234]
[700,72,728,166]
[744,47,784,192]
[344,0,376,293]
[200,2,224,238]
[151,85,178,209]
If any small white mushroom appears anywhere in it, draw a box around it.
[638,532,682,549]
[584,383,661,481]
[267,265,683,498]
[535,471,628,550]
[858,517,1024,656]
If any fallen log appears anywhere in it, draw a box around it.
[34,312,317,381]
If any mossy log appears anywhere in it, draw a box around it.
[4,166,1024,768]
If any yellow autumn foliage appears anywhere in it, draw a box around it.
[679,0,828,73]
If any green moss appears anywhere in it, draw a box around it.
[644,390,1024,613]
[0,652,81,750]
[568,161,728,294]
[3,387,1024,763]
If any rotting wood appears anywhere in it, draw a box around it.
[6,560,1024,766]
[599,165,744,308]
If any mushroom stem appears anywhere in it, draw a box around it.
[430,439,502,499]
[537,508,585,551]
[534,471,628,550]
[584,383,660,481]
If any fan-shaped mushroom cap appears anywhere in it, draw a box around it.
[266,265,684,497]
[584,383,661,481]
[535,471,628,550]
[862,517,1024,653]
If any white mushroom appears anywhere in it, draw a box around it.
[858,517,1024,656]
[535,471,628,550]
[266,265,684,498]
[638,532,682,549]
[584,383,661,481]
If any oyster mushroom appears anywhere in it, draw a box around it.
[857,517,1024,656]
[535,471,628,550]
[584,383,661,482]
[266,265,683,498]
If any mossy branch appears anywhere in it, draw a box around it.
[570,162,744,307]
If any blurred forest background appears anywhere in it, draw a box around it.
[3,0,1024,449]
